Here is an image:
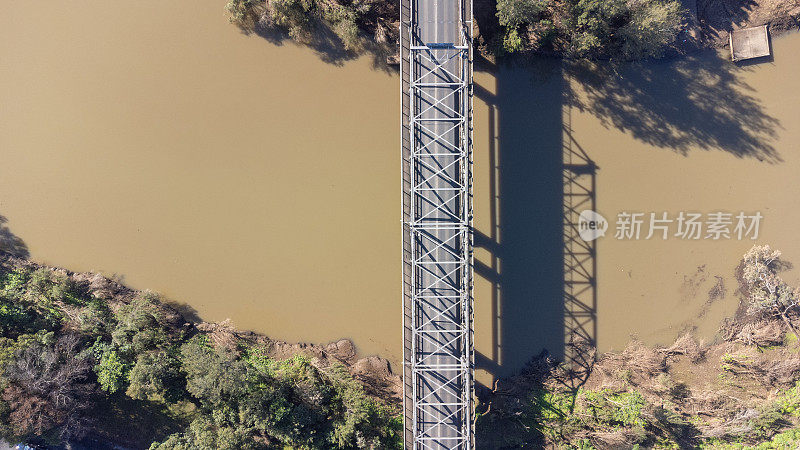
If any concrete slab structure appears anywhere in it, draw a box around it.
[730,25,771,61]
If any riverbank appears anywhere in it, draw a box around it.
[6,246,800,448]
[474,0,800,60]
[227,0,800,63]
[690,0,800,48]
[476,246,800,448]
[4,3,800,446]
[0,253,401,448]
[478,327,800,447]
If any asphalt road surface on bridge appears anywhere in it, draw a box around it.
[405,0,471,445]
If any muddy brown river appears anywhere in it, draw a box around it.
[2,1,799,384]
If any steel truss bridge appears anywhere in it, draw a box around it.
[400,0,474,444]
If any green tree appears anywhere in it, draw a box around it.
[0,261,402,448]
[326,363,402,448]
[497,0,545,29]
[180,338,250,409]
[93,343,130,394]
[566,0,683,58]
[565,0,628,56]
[0,268,63,335]
[617,0,684,59]
[0,299,33,338]
[495,0,552,52]
[112,295,171,355]
[149,417,258,450]
[127,350,185,403]
[495,0,685,58]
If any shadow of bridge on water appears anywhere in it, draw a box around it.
[470,46,780,445]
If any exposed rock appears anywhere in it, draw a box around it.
[353,355,392,378]
[325,338,358,362]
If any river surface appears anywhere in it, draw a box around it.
[2,1,799,382]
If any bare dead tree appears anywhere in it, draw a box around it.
[740,245,800,338]
[2,333,95,438]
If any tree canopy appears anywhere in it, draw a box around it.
[495,0,686,58]
[0,261,400,448]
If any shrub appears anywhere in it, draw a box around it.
[497,0,546,29]
[777,381,800,417]
[749,402,788,440]
[149,416,256,450]
[617,0,684,59]
[226,0,260,27]
[180,338,249,409]
[112,295,170,354]
[127,350,185,403]
[582,389,647,427]
[326,363,402,448]
[75,298,113,334]
[92,342,130,394]
[495,0,685,58]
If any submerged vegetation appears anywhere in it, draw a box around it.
[0,256,401,448]
[477,245,800,448]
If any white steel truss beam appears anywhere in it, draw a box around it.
[404,3,473,448]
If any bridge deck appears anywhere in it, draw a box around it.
[401,0,473,446]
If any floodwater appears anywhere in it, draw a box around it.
[2,1,800,381]
[472,34,800,381]
[0,0,399,357]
